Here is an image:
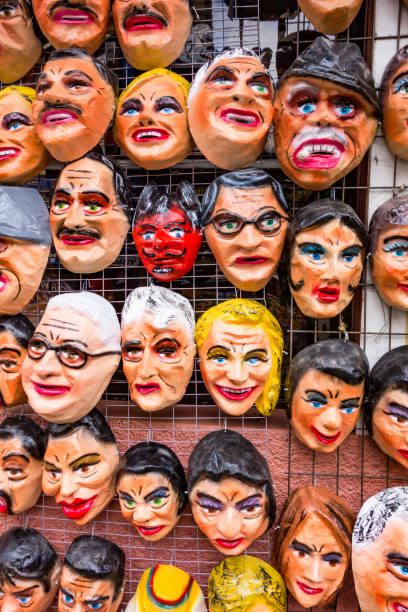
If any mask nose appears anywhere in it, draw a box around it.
[320,406,342,432]
[64,203,86,228]
[216,507,241,539]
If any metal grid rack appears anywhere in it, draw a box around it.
[2,0,406,610]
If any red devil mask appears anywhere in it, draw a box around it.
[132,182,202,282]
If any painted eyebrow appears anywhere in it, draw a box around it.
[383,235,408,244]
[64,70,93,81]
[44,461,59,470]
[145,486,169,502]
[85,595,110,604]
[387,552,408,564]
[69,453,100,469]
[54,188,72,197]
[340,397,360,407]
[119,491,134,502]
[291,539,313,554]
[207,345,231,354]
[60,586,74,598]
[384,402,408,417]
[14,585,39,595]
[286,84,320,102]
[155,337,181,347]
[122,340,142,348]
[0,347,21,355]
[236,494,263,510]
[2,453,29,463]
[197,492,222,504]
[305,390,327,401]
[81,190,110,204]
[205,65,235,81]
[249,71,270,80]
[33,332,88,348]
[392,70,408,84]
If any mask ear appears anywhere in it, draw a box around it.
[112,580,125,612]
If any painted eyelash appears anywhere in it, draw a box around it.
[342,248,361,256]
[394,76,408,94]
[198,501,222,511]
[383,241,408,252]
[299,245,325,255]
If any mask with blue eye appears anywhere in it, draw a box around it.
[382,48,408,160]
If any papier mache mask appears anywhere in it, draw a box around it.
[0,314,33,408]
[286,339,369,452]
[117,442,188,541]
[297,0,363,35]
[208,556,287,612]
[380,45,408,160]
[132,182,202,282]
[188,48,274,171]
[201,169,289,292]
[273,37,379,190]
[276,485,355,610]
[114,69,193,170]
[121,286,195,412]
[195,299,283,416]
[51,152,131,274]
[0,87,49,185]
[0,527,61,612]
[352,486,408,612]
[126,565,206,612]
[112,0,192,70]
[188,430,275,556]
[21,291,121,423]
[0,0,42,84]
[33,0,110,53]
[59,536,125,612]
[0,416,44,515]
[33,48,118,162]
[369,195,408,310]
[287,199,368,318]
[42,408,119,525]
[365,345,408,470]
[0,186,51,316]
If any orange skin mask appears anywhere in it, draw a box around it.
[112,0,192,70]
[371,225,408,311]
[0,436,43,515]
[0,329,27,408]
[372,387,408,470]
[33,56,116,162]
[190,476,269,556]
[50,157,130,274]
[204,185,288,292]
[32,0,110,53]
[273,77,378,191]
[58,566,123,612]
[188,54,274,171]
[383,60,408,160]
[114,73,193,170]
[0,0,42,84]
[297,0,363,35]
[290,369,364,453]
[0,571,61,612]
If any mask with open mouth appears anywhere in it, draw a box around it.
[285,339,369,453]
[114,69,193,170]
[32,48,117,162]
[51,152,131,273]
[195,299,283,417]
[188,48,274,170]
[112,0,192,70]
[380,45,408,161]
[287,199,368,319]
[297,0,363,34]
[132,181,201,282]
[32,0,110,53]
[273,37,379,191]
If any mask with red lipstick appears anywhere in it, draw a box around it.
[132,181,201,282]
[21,291,121,424]
[285,339,369,453]
[112,0,192,70]
[366,345,408,471]
[275,485,355,610]
[0,416,44,516]
[188,48,274,171]
[273,37,379,191]
[287,199,368,319]
[32,0,110,53]
[188,430,275,556]
[42,408,119,526]
[32,48,117,162]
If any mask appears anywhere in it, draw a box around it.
[32,0,110,53]
[0,416,44,515]
[195,299,283,417]
[188,49,274,171]
[367,345,408,470]
[114,69,193,170]
[21,292,121,424]
[202,169,289,292]
[0,315,34,408]
[32,49,117,162]
[286,339,368,452]
[276,485,354,610]
[42,408,119,525]
[59,535,125,612]
[381,45,408,160]
[273,37,379,190]
[208,555,287,612]
[0,527,60,612]
[50,154,130,274]
[0,0,42,84]
[369,195,408,310]
[0,186,51,316]
[126,564,206,612]
[132,182,202,282]
[297,0,363,34]
[188,430,275,556]
[112,0,192,70]
[117,442,187,541]
[287,199,367,319]
[121,286,195,412]
[352,486,408,612]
